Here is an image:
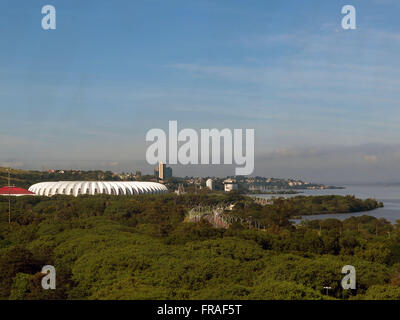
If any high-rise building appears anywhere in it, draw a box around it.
[155,162,172,180]
[159,162,165,180]
[164,166,172,179]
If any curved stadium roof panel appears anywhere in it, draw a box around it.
[28,181,168,197]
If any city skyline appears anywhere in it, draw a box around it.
[1,0,400,183]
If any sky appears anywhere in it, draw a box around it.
[1,0,400,184]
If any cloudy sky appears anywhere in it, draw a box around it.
[1,0,400,183]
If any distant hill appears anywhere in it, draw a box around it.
[0,167,124,189]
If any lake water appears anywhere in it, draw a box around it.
[250,185,400,224]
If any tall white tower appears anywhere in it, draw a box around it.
[206,179,214,190]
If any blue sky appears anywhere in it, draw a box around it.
[1,0,400,183]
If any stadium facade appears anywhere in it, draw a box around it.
[29,181,168,197]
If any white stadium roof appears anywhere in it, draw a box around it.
[28,181,168,197]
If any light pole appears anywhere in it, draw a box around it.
[7,168,11,224]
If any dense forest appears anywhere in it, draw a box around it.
[241,194,383,221]
[0,192,398,300]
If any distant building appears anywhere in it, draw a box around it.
[158,162,165,180]
[206,179,214,190]
[155,162,172,180]
[175,184,186,195]
[223,179,238,192]
[165,167,172,179]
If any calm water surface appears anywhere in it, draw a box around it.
[250,185,400,224]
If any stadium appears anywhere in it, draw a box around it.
[28,181,168,197]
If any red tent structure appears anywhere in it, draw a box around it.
[0,186,35,196]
